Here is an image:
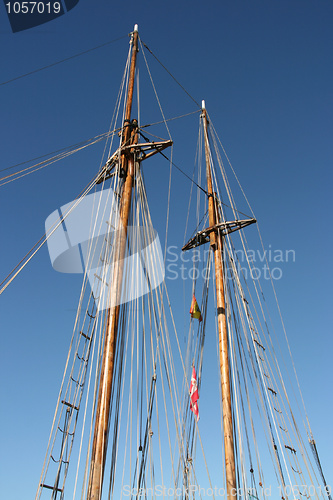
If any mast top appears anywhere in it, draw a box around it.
[134,24,138,32]
[202,100,206,110]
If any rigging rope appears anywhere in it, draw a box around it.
[0,172,100,295]
[0,131,119,187]
[309,440,333,500]
[0,130,120,176]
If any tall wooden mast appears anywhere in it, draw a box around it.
[86,24,139,500]
[202,100,237,498]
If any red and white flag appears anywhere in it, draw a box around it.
[189,365,199,422]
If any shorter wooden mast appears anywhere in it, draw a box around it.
[202,101,238,498]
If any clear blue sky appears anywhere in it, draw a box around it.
[0,1,332,499]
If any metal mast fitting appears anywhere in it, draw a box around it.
[182,218,256,252]
[96,140,173,184]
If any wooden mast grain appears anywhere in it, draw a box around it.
[86,26,139,500]
[202,104,237,499]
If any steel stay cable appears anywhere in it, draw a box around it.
[229,229,297,442]
[0,35,128,87]
[140,109,201,130]
[230,294,262,489]
[210,119,256,219]
[140,40,200,109]
[228,265,265,482]
[152,142,254,220]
